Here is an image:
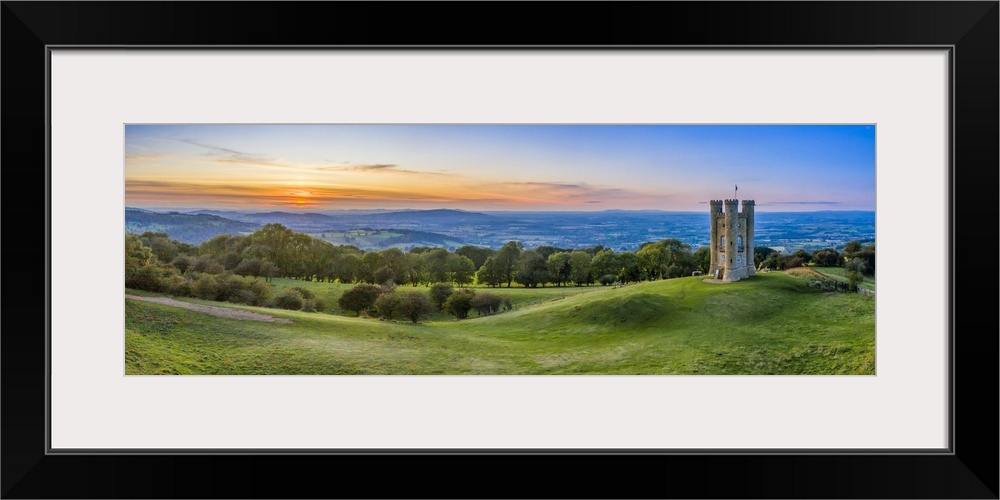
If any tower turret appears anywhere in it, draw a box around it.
[723,199,739,281]
[742,200,755,276]
[709,200,723,277]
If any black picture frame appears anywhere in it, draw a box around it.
[3,2,997,498]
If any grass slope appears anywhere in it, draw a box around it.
[267,278,603,318]
[126,273,875,375]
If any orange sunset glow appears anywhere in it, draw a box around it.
[125,124,876,212]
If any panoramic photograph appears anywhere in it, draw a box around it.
[124,124,875,375]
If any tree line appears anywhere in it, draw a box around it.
[126,223,877,314]
[125,223,709,291]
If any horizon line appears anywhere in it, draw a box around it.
[125,205,876,214]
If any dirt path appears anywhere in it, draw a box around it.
[125,294,292,323]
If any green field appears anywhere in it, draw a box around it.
[125,273,875,375]
[266,278,602,318]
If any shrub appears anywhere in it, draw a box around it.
[248,280,272,306]
[233,289,259,305]
[338,283,381,316]
[300,296,327,313]
[443,289,475,319]
[191,274,221,300]
[291,286,315,300]
[218,274,250,302]
[171,255,194,274]
[125,266,165,292]
[501,295,513,311]
[470,292,502,316]
[398,291,433,324]
[374,293,402,320]
[275,290,304,310]
[165,274,192,297]
[599,274,617,286]
[429,282,454,310]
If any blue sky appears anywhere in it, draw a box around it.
[125,124,875,212]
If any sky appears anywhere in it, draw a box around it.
[124,124,876,212]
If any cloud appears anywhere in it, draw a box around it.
[178,139,258,158]
[345,163,398,171]
[496,181,640,200]
[176,138,297,169]
[126,179,262,193]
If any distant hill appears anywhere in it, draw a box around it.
[184,208,492,233]
[125,209,260,244]
[187,210,342,232]
[309,228,465,251]
[360,208,493,224]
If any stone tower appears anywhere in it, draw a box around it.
[709,199,755,281]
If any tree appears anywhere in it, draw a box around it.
[590,249,618,279]
[374,292,402,320]
[846,257,866,292]
[516,249,550,287]
[275,290,305,310]
[247,224,297,277]
[842,240,863,257]
[171,254,194,274]
[233,258,264,278]
[494,241,524,287]
[398,291,433,323]
[534,245,568,260]
[125,234,154,273]
[360,251,384,284]
[455,245,494,270]
[429,282,454,310]
[547,252,573,286]
[754,246,776,268]
[448,254,476,287]
[592,249,639,283]
[421,248,451,284]
[637,243,668,280]
[476,257,504,287]
[405,252,426,286]
[380,247,410,280]
[568,251,593,285]
[811,248,840,267]
[304,239,337,282]
[373,266,396,285]
[331,252,362,284]
[140,232,180,263]
[443,288,476,319]
[338,283,381,316]
[470,292,503,316]
[616,251,641,283]
[693,246,711,274]
[854,244,876,276]
[792,249,812,264]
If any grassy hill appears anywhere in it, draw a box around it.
[125,273,875,375]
